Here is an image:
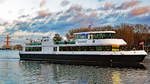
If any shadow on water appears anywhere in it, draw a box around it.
[24,60,146,69]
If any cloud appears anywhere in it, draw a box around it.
[40,0,46,7]
[13,20,23,24]
[18,15,29,19]
[0,26,6,34]
[60,0,70,7]
[3,21,8,25]
[12,30,56,41]
[127,14,150,25]
[69,11,98,27]
[89,11,98,17]
[1,0,149,38]
[70,13,85,22]
[104,2,114,9]
[120,0,140,9]
[67,4,82,13]
[38,10,51,17]
[0,18,8,25]
[57,14,72,21]
[13,30,55,37]
[130,6,150,16]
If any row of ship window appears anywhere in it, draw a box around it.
[55,46,124,51]
[25,47,42,51]
[25,46,125,52]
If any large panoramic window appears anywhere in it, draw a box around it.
[77,34,88,39]
[25,47,42,52]
[93,33,114,39]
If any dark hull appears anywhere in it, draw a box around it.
[19,53,146,65]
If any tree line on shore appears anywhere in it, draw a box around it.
[65,24,150,50]
[1,44,22,50]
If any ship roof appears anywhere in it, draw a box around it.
[74,31,116,34]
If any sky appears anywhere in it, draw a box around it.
[0,0,150,42]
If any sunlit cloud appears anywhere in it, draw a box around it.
[13,20,23,24]
[38,10,51,17]
[104,2,114,9]
[118,0,140,9]
[40,0,46,7]
[130,6,150,16]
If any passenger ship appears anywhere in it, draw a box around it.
[19,31,147,65]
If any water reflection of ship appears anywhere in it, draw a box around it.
[112,71,121,84]
[19,61,123,84]
[19,61,149,84]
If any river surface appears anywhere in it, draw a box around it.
[0,50,150,84]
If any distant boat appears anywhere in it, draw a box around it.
[19,31,147,65]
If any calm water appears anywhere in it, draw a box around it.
[0,50,150,84]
